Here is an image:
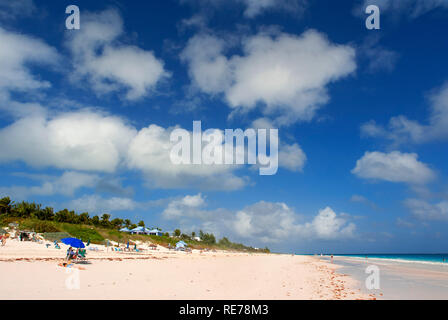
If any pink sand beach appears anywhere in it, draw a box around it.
[0,239,372,300]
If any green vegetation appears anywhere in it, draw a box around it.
[0,196,269,253]
[41,232,71,242]
[60,224,104,243]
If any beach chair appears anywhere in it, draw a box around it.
[77,249,87,261]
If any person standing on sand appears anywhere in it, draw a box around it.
[331,254,333,263]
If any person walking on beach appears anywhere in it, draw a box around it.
[331,254,333,263]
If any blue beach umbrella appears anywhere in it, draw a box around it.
[61,237,85,248]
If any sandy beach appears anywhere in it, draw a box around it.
[0,239,372,300]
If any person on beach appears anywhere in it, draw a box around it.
[331,254,333,263]
[58,262,85,270]
[67,247,76,260]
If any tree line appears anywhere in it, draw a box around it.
[0,196,144,230]
[0,196,270,252]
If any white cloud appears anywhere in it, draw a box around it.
[404,198,448,221]
[356,0,448,18]
[361,83,448,145]
[0,27,59,93]
[127,124,247,190]
[162,193,207,219]
[231,201,303,242]
[279,143,307,172]
[66,9,169,100]
[182,193,206,207]
[306,207,356,240]
[69,194,138,214]
[0,171,99,199]
[0,109,247,190]
[352,151,435,184]
[0,105,304,190]
[182,29,356,126]
[0,111,137,172]
[162,194,356,243]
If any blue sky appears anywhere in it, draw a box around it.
[1,0,448,254]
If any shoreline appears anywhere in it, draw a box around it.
[320,255,448,300]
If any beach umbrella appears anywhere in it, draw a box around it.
[61,237,85,248]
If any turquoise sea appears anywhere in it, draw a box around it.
[324,254,448,265]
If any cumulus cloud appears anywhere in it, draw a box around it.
[0,27,59,93]
[66,9,169,100]
[0,111,242,190]
[162,194,356,243]
[2,108,313,190]
[127,124,247,190]
[279,143,307,172]
[361,83,448,145]
[0,111,137,172]
[352,151,435,184]
[307,207,356,240]
[162,193,207,219]
[355,0,448,18]
[404,198,448,221]
[0,171,99,199]
[181,29,356,126]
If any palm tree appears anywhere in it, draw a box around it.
[0,197,13,215]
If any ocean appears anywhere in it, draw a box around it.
[322,253,448,266]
